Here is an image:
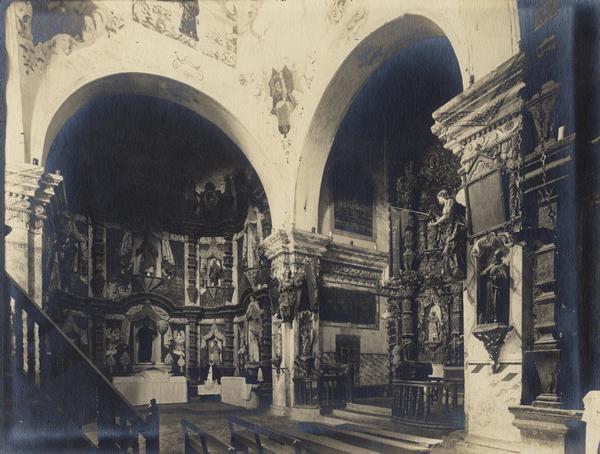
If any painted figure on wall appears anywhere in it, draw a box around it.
[480,249,510,324]
[428,190,467,279]
[269,66,297,137]
[179,0,199,40]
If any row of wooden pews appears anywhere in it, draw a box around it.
[181,415,442,453]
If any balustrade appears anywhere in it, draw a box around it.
[392,378,464,430]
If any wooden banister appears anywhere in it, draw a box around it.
[5,273,159,452]
[391,378,464,430]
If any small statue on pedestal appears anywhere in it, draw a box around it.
[480,249,510,324]
[428,190,467,279]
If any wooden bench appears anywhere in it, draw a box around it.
[181,419,235,454]
[227,416,302,454]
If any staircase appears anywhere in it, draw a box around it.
[2,274,159,452]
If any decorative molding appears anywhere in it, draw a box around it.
[432,53,525,176]
[5,164,64,233]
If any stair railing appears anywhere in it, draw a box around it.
[5,273,159,452]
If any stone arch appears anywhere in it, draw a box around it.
[30,71,282,228]
[293,12,517,231]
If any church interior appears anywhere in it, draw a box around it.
[1,1,599,453]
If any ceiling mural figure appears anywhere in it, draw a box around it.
[269,66,297,137]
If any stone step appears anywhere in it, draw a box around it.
[331,407,392,425]
[334,422,443,449]
[346,402,392,417]
[299,422,430,453]
[256,422,378,454]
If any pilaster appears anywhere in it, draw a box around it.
[432,53,527,448]
[261,229,329,414]
[5,163,64,305]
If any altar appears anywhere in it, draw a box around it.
[113,368,188,406]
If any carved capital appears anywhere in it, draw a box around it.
[5,164,65,233]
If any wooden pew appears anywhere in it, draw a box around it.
[181,419,236,454]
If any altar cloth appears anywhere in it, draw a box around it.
[113,370,187,406]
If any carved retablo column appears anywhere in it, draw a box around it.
[380,272,420,379]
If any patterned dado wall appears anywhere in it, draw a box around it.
[321,352,388,386]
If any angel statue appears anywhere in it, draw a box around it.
[269,66,297,137]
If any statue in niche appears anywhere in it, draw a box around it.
[480,249,510,324]
[428,190,467,279]
[295,311,315,377]
[208,338,222,366]
[136,319,157,363]
[427,306,442,343]
[269,66,297,137]
[299,317,314,359]
[247,302,262,364]
[208,257,223,287]
[272,323,283,372]
[402,229,417,271]
[57,213,89,292]
[395,161,418,208]
[136,233,158,277]
[238,336,247,375]
[242,205,264,269]
[173,330,186,373]
[106,328,121,372]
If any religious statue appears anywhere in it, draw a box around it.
[269,66,297,137]
[389,338,415,371]
[242,205,264,269]
[402,229,417,271]
[428,190,467,279]
[208,258,223,287]
[480,249,510,324]
[277,271,295,323]
[247,305,262,364]
[136,233,158,277]
[277,267,305,324]
[57,213,89,292]
[295,311,315,376]
[427,307,442,343]
[106,328,121,371]
[208,338,222,365]
[299,317,314,359]
[238,337,247,374]
[136,320,157,363]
